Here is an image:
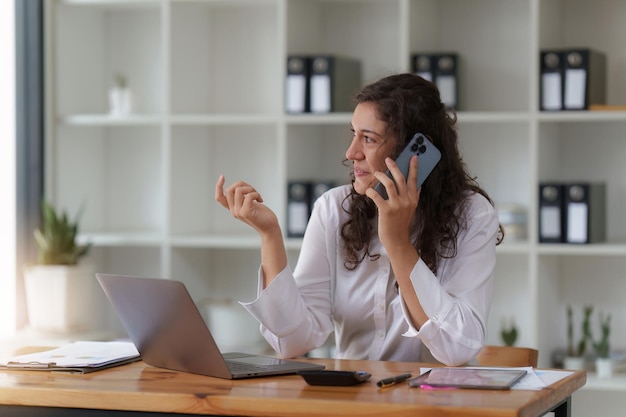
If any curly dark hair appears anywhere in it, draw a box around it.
[340,73,504,272]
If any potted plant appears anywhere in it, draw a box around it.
[501,316,518,347]
[23,200,94,333]
[592,311,612,378]
[564,305,593,370]
[109,72,133,115]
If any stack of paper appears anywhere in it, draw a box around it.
[0,341,140,373]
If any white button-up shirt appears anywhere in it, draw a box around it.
[242,185,499,366]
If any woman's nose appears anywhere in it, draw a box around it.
[345,137,363,161]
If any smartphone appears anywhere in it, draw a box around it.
[374,133,441,199]
[297,370,372,386]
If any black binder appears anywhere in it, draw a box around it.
[564,183,606,243]
[287,181,312,238]
[538,183,565,243]
[563,49,606,110]
[309,56,361,113]
[411,53,458,110]
[540,50,564,111]
[285,55,310,113]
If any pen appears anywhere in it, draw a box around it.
[376,373,412,388]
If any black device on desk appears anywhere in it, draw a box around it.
[298,370,371,386]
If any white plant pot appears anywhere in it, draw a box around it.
[595,357,613,379]
[24,264,97,333]
[109,87,133,115]
[563,356,586,371]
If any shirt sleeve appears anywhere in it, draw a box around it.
[239,195,335,359]
[400,194,499,366]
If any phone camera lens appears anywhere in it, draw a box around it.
[411,144,419,152]
[419,145,427,154]
[416,135,424,145]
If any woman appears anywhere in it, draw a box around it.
[215,73,503,366]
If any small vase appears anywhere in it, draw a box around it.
[595,357,613,378]
[563,356,585,370]
[109,87,133,115]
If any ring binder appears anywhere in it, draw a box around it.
[309,56,361,113]
[411,52,459,110]
[563,49,606,111]
[540,50,564,111]
[285,55,310,113]
[564,182,606,243]
[538,183,565,243]
[287,181,311,238]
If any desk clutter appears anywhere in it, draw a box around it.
[0,357,586,417]
[538,182,606,243]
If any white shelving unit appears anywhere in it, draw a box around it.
[44,0,626,411]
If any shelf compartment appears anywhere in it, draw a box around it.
[286,0,401,84]
[169,124,280,235]
[536,255,626,370]
[457,121,531,209]
[409,0,532,112]
[539,0,626,108]
[53,125,164,235]
[54,2,164,115]
[169,1,280,114]
[537,121,626,244]
[286,124,352,187]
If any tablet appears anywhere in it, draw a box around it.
[408,367,527,390]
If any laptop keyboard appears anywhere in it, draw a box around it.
[227,360,282,373]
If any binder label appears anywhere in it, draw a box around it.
[286,75,307,113]
[288,201,309,236]
[541,73,562,110]
[567,202,588,243]
[540,206,561,239]
[564,68,586,110]
[310,74,331,113]
[437,75,456,108]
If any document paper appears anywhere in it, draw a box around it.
[1,341,139,371]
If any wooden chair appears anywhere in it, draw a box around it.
[476,345,538,367]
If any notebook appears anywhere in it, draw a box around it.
[408,367,527,390]
[96,273,325,379]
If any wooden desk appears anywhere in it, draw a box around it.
[0,358,585,417]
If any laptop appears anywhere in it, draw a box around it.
[96,273,325,379]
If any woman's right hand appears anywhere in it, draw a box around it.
[215,175,280,236]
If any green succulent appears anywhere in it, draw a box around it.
[501,317,518,347]
[33,200,91,265]
[113,72,127,89]
[592,312,611,359]
[567,305,593,357]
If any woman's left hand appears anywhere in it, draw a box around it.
[366,155,420,251]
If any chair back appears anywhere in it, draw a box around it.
[476,345,538,367]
